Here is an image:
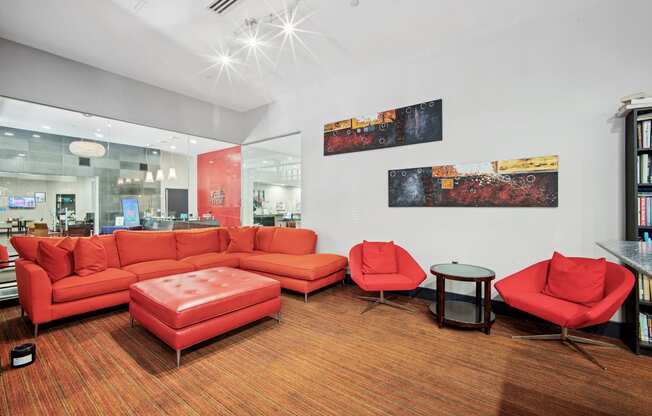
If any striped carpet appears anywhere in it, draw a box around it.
[1,285,651,416]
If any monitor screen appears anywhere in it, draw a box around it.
[121,198,140,227]
[8,196,36,209]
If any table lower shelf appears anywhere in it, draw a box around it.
[428,300,495,327]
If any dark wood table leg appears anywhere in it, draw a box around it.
[437,276,445,328]
[475,281,482,323]
[483,279,492,335]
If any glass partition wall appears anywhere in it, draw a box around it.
[0,96,233,234]
[241,133,302,227]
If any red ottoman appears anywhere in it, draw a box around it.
[129,267,281,367]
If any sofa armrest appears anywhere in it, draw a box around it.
[495,260,549,303]
[15,259,53,324]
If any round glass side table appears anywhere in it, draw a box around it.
[429,263,496,335]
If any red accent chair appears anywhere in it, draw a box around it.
[349,243,426,313]
[495,258,635,370]
[0,243,17,269]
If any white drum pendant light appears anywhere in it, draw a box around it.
[145,171,154,183]
[168,168,177,180]
[155,169,164,181]
[69,141,106,158]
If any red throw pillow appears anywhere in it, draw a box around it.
[226,227,257,253]
[361,241,398,274]
[74,236,108,277]
[543,252,606,304]
[36,237,76,282]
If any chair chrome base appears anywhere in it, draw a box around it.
[358,290,416,314]
[512,327,616,370]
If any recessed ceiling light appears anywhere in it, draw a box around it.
[169,145,176,150]
[42,125,51,130]
[94,133,104,138]
[189,139,197,144]
[145,143,151,147]
[4,132,14,136]
[107,123,112,128]
[96,128,101,132]
[32,134,40,138]
[83,113,93,118]
[17,153,26,157]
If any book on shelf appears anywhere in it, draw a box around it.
[638,120,652,148]
[637,154,652,184]
[638,273,652,301]
[641,312,651,342]
[640,194,652,226]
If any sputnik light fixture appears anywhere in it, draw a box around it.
[205,0,319,84]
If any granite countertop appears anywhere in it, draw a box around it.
[597,240,652,276]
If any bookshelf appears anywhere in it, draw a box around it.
[625,107,652,355]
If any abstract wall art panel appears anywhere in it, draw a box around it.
[324,99,442,156]
[388,155,559,207]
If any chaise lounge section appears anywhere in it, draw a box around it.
[12,226,348,336]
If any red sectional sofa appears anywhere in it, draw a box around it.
[12,227,348,335]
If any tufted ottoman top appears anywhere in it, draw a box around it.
[129,267,281,329]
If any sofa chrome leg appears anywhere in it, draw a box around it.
[357,292,416,314]
[512,327,610,370]
[20,307,24,318]
[130,315,134,328]
[566,338,607,371]
[304,293,308,303]
[275,311,282,323]
[567,335,617,348]
[176,350,181,368]
[34,324,38,338]
[512,333,562,341]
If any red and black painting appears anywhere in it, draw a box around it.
[324,99,443,156]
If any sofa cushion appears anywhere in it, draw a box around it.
[74,236,108,277]
[269,228,317,255]
[543,252,606,304]
[217,227,230,251]
[180,252,240,270]
[360,273,416,291]
[226,227,256,253]
[36,238,77,282]
[255,227,276,252]
[240,253,348,281]
[115,231,177,266]
[122,259,195,281]
[96,234,121,268]
[362,241,398,274]
[129,267,281,329]
[11,235,65,261]
[52,268,137,303]
[175,229,221,259]
[503,292,591,328]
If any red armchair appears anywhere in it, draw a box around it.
[495,258,634,370]
[349,243,426,313]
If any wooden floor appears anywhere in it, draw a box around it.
[1,285,651,416]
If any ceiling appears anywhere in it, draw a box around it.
[0,96,234,155]
[0,0,589,111]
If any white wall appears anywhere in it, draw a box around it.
[0,38,248,143]
[243,0,652,322]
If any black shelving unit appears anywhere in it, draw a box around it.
[625,106,652,356]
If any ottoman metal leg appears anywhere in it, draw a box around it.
[304,293,308,303]
[176,350,181,368]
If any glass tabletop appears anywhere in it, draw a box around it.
[430,263,495,279]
